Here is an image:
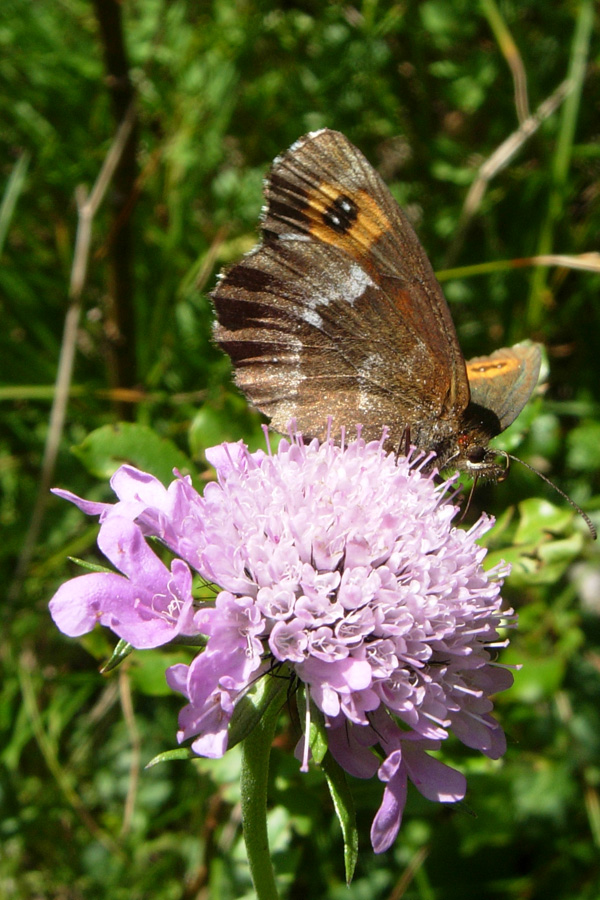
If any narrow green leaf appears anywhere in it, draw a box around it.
[308,708,328,765]
[100,639,133,673]
[0,150,30,255]
[320,751,359,885]
[66,556,113,574]
[145,747,196,768]
[227,668,289,750]
[294,685,328,764]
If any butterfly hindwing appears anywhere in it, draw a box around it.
[466,342,542,433]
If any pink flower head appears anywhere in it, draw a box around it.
[49,430,514,852]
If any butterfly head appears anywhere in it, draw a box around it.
[419,400,509,482]
[453,439,509,482]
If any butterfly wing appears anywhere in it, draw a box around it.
[212,129,470,444]
[466,341,542,433]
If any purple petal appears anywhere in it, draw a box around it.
[326,719,379,778]
[50,571,131,637]
[371,751,408,853]
[49,569,183,649]
[97,516,167,582]
[403,742,467,803]
[51,488,111,518]
[50,516,195,649]
[451,710,507,759]
[110,465,169,506]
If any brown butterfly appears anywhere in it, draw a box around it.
[211,129,541,480]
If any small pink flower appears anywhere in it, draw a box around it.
[50,430,514,852]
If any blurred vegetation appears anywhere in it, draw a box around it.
[2,1,600,898]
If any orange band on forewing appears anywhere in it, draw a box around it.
[305,185,392,257]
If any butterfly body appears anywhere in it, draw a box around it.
[212,129,541,477]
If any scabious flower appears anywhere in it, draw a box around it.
[50,429,514,853]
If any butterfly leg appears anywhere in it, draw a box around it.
[398,426,411,459]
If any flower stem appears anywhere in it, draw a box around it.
[240,686,284,900]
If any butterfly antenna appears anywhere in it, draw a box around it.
[504,452,597,540]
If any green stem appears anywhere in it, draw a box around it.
[240,689,284,900]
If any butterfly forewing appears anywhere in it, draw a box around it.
[212,129,470,444]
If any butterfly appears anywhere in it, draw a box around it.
[211,128,541,480]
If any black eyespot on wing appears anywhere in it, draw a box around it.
[322,194,358,234]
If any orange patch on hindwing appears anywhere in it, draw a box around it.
[466,356,520,381]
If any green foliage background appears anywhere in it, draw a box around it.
[2,1,600,898]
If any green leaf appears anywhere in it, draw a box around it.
[100,638,133,673]
[513,498,575,543]
[227,667,289,750]
[566,420,600,472]
[504,651,566,702]
[307,706,328,766]
[295,686,328,764]
[189,397,267,461]
[0,150,30,255]
[70,423,197,483]
[127,648,194,696]
[485,499,583,587]
[66,556,113,574]
[319,751,358,885]
[145,747,196,768]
